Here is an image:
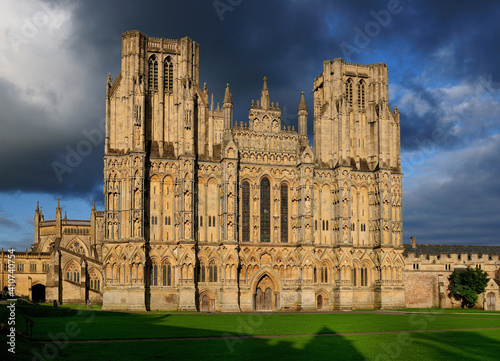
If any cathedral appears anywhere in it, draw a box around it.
[2,31,499,311]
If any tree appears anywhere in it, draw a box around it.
[448,266,489,308]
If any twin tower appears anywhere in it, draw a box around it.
[102,31,403,311]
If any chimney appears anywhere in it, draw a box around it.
[410,237,416,248]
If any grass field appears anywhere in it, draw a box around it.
[1,302,499,360]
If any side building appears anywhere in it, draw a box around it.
[0,200,104,305]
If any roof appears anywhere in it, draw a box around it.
[403,244,500,257]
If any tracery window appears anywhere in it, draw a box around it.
[66,263,80,283]
[164,56,173,93]
[242,181,250,242]
[89,269,101,291]
[260,178,271,242]
[162,262,172,286]
[148,55,158,92]
[320,264,328,283]
[69,241,86,255]
[209,261,218,282]
[346,78,353,107]
[280,183,288,243]
[150,261,158,286]
[358,80,365,109]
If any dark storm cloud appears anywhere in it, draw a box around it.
[403,134,500,245]
[1,0,499,248]
[0,74,104,197]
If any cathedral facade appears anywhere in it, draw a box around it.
[100,30,404,311]
[2,31,498,311]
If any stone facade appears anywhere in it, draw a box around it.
[1,200,104,305]
[1,31,498,311]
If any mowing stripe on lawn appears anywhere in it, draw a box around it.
[34,326,500,343]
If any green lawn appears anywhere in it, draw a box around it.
[1,304,499,360]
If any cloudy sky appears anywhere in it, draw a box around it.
[0,0,499,250]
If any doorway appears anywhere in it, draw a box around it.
[32,284,46,303]
[487,292,496,310]
[254,274,275,311]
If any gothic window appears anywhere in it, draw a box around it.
[89,269,101,291]
[164,56,173,93]
[280,183,288,243]
[200,216,203,227]
[17,263,24,271]
[148,55,158,92]
[199,261,206,282]
[69,241,86,255]
[346,78,353,107]
[358,80,365,109]
[260,178,271,242]
[150,261,158,286]
[162,262,172,286]
[242,181,250,242]
[30,263,36,272]
[208,216,211,227]
[66,263,80,283]
[352,267,357,286]
[320,264,328,283]
[42,263,49,272]
[359,267,368,286]
[209,261,218,282]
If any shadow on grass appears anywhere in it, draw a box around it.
[2,303,500,361]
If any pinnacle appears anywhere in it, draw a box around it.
[298,91,307,112]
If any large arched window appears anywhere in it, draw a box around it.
[358,80,365,109]
[148,55,158,92]
[242,181,250,242]
[345,78,353,107]
[280,183,288,243]
[65,262,80,283]
[260,178,271,242]
[164,56,173,93]
[88,269,101,291]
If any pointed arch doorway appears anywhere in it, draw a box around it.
[254,274,276,311]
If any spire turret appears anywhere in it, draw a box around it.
[223,83,233,104]
[298,92,308,140]
[298,91,307,112]
[223,83,233,130]
[260,76,270,109]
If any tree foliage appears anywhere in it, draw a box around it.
[448,266,489,308]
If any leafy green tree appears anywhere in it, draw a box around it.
[448,266,489,308]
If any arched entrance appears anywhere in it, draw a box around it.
[317,295,323,310]
[254,274,275,311]
[487,292,496,310]
[199,292,215,312]
[32,284,46,303]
